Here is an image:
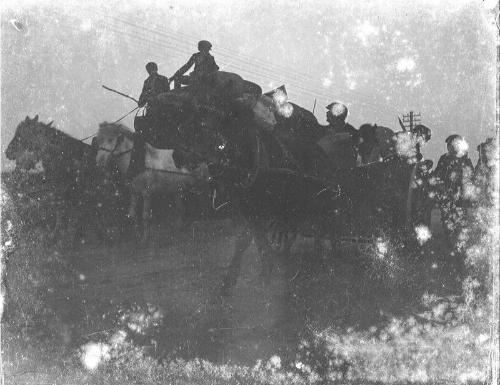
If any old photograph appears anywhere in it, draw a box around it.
[1,0,498,383]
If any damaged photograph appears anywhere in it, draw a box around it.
[1,0,498,384]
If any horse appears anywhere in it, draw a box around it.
[4,115,105,245]
[95,122,210,241]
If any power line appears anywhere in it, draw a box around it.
[58,17,402,118]
[104,15,314,87]
[103,13,386,103]
[106,13,316,84]
[100,18,400,115]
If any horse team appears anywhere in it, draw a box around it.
[5,84,497,288]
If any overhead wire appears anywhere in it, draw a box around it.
[106,13,316,84]
[99,16,400,116]
[103,14,393,99]
[58,14,402,119]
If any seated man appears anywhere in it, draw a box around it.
[138,62,170,110]
[130,62,170,178]
[171,40,219,90]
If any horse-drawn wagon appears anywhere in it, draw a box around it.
[5,72,433,288]
[116,72,434,244]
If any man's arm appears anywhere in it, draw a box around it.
[210,56,219,72]
[173,54,196,78]
[138,80,149,107]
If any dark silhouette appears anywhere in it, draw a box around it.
[131,62,171,178]
[138,62,170,108]
[432,134,474,248]
[317,102,359,172]
[5,116,107,245]
[171,40,219,90]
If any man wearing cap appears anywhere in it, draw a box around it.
[432,134,474,251]
[130,62,170,178]
[138,62,170,108]
[171,40,219,89]
[317,102,359,171]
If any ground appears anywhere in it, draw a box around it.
[4,204,478,385]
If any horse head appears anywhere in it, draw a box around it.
[6,115,48,170]
[95,122,134,170]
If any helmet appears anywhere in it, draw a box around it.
[445,134,469,157]
[198,40,212,51]
[145,62,158,72]
[326,102,348,121]
[445,134,463,144]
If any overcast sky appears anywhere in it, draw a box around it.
[1,0,497,168]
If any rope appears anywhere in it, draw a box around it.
[112,106,140,124]
[79,106,140,143]
[79,133,98,142]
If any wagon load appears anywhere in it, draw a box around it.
[134,71,263,151]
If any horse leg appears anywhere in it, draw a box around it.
[50,207,65,245]
[174,189,187,229]
[252,225,275,285]
[280,230,298,280]
[141,191,153,242]
[122,189,142,242]
[126,190,140,238]
[127,191,139,220]
[72,209,86,248]
[281,230,297,261]
[222,227,252,290]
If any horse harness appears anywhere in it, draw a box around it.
[98,133,205,176]
[98,133,133,158]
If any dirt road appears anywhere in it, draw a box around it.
[67,209,457,366]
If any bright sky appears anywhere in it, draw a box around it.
[1,0,497,169]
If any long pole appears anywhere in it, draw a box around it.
[102,85,139,104]
[312,98,317,115]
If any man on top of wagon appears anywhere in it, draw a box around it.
[317,102,359,170]
[138,62,170,109]
[129,62,170,179]
[171,40,219,90]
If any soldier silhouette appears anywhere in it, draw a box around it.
[129,62,170,178]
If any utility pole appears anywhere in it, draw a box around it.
[400,111,421,133]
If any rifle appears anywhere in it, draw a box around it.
[102,85,139,104]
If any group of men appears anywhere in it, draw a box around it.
[128,40,218,176]
[132,40,495,241]
[137,40,218,110]
[433,134,496,248]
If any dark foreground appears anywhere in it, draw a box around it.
[3,204,493,384]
